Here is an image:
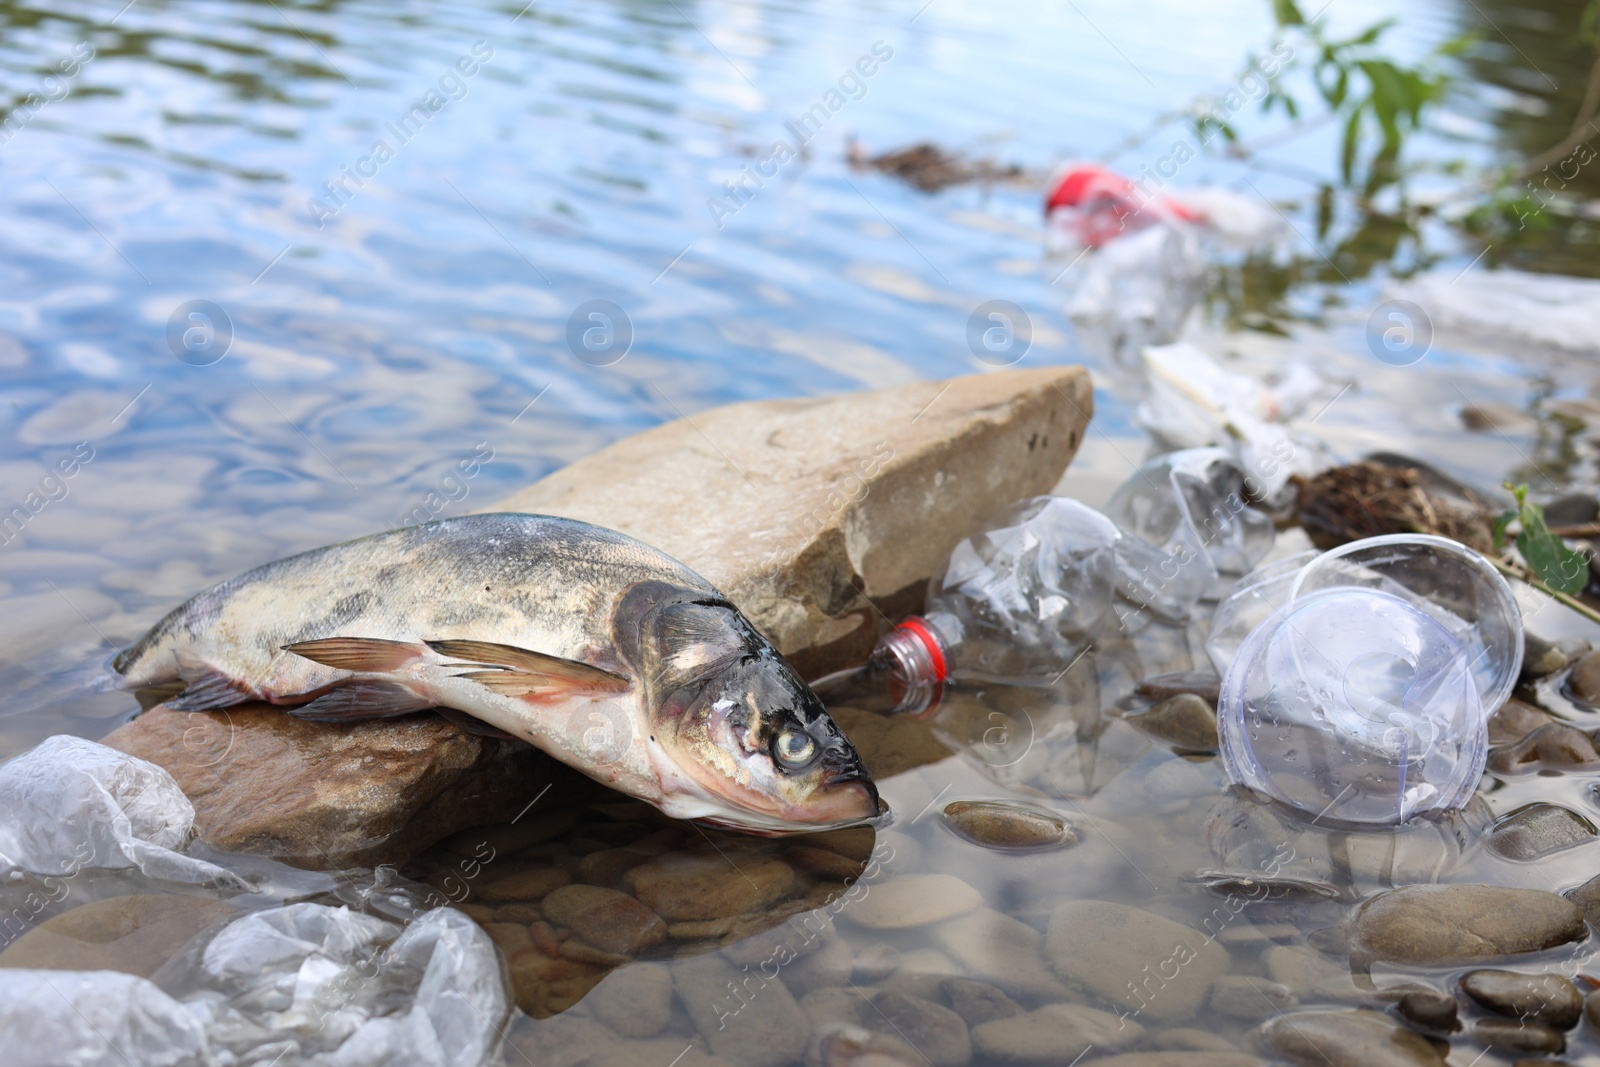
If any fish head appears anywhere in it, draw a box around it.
[618,583,881,835]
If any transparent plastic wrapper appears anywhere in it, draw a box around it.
[1062,223,1208,367]
[0,968,210,1067]
[1214,534,1523,825]
[1103,447,1275,605]
[0,735,241,886]
[0,904,505,1066]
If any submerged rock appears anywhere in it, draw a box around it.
[1486,803,1598,861]
[1486,723,1600,773]
[970,1003,1140,1066]
[541,884,667,957]
[624,853,793,922]
[1251,1009,1446,1067]
[1564,871,1600,926]
[1460,969,1582,1030]
[588,961,674,1038]
[866,991,971,1067]
[672,952,809,1067]
[843,874,980,930]
[1485,698,1555,745]
[1395,990,1458,1033]
[934,908,1072,1002]
[0,894,238,978]
[1472,1017,1565,1054]
[1135,671,1223,705]
[1044,900,1229,1022]
[1209,976,1296,1019]
[940,800,1076,851]
[940,978,1021,1026]
[1567,648,1600,705]
[1348,885,1586,966]
[1126,693,1219,752]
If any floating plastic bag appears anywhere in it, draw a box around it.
[0,968,211,1067]
[0,735,240,886]
[1062,223,1208,366]
[1213,534,1524,826]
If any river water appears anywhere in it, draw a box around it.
[4,0,1600,1063]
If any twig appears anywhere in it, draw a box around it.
[1489,555,1600,627]
[1513,48,1600,181]
[1550,522,1600,538]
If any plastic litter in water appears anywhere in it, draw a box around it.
[1211,534,1524,826]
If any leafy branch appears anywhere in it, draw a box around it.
[1493,482,1595,622]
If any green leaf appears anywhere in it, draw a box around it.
[1492,510,1516,551]
[1340,104,1363,185]
[1516,496,1589,595]
[1272,0,1306,27]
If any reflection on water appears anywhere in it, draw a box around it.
[5,0,1600,1062]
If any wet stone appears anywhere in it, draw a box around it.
[1486,723,1600,773]
[588,961,674,1038]
[940,800,1076,851]
[1251,1009,1447,1067]
[1567,648,1600,705]
[1586,988,1600,1030]
[1487,699,1556,746]
[1563,872,1600,927]
[1349,885,1586,966]
[844,874,981,930]
[541,884,667,957]
[934,908,1071,1002]
[940,978,1022,1027]
[1127,693,1219,753]
[1082,1056,1262,1067]
[800,987,863,1030]
[1396,990,1459,1032]
[1522,632,1578,679]
[577,848,654,886]
[817,1026,923,1067]
[0,894,238,978]
[1149,1029,1244,1052]
[625,853,795,922]
[1136,671,1223,705]
[1460,969,1583,1030]
[867,991,971,1067]
[673,952,809,1067]
[476,865,573,902]
[1045,900,1230,1022]
[445,809,584,858]
[1487,803,1598,861]
[1473,1018,1565,1055]
[852,944,902,983]
[782,845,866,881]
[1209,976,1296,1020]
[970,1003,1141,1067]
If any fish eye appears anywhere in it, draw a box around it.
[773,729,817,769]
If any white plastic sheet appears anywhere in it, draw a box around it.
[1391,268,1600,356]
[0,735,240,886]
[0,968,210,1067]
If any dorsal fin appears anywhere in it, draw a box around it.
[426,639,630,693]
[283,637,426,672]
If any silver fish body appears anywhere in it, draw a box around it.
[115,514,880,834]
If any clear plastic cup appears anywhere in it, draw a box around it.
[1204,550,1320,675]
[1288,533,1523,716]
[1218,587,1488,825]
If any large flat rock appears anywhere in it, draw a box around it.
[104,367,1092,867]
[489,366,1092,677]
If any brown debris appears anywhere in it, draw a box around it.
[848,141,1027,192]
[1293,461,1498,553]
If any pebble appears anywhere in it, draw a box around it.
[781,937,854,997]
[1208,976,1296,1020]
[1586,988,1600,1030]
[0,894,239,978]
[970,1003,1141,1067]
[1487,698,1556,745]
[672,952,809,1067]
[476,865,573,902]
[588,961,674,1038]
[940,801,1076,851]
[852,944,902,983]
[1136,671,1223,705]
[1251,1009,1447,1067]
[443,808,583,858]
[587,1041,732,1067]
[1150,1029,1243,1052]
[933,908,1072,1001]
[1488,803,1599,861]
[783,845,867,880]
[1262,946,1348,996]
[1522,632,1577,679]
[800,987,862,1030]
[1045,901,1230,1022]
[1473,1018,1565,1055]
[843,874,981,930]
[1564,872,1600,927]
[540,884,667,957]
[1396,990,1458,1032]
[577,848,654,886]
[1486,723,1600,773]
[940,978,1021,1026]
[1080,1056,1261,1067]
[803,826,877,861]
[1127,693,1219,752]
[817,1026,923,1067]
[625,853,795,922]
[867,992,972,1067]
[1568,648,1600,704]
[1460,969,1583,1030]
[1349,885,1586,966]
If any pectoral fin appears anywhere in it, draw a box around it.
[283,637,427,672]
[426,639,630,695]
[168,650,254,711]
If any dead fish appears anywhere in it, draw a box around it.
[113,513,881,835]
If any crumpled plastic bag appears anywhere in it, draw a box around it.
[0,968,211,1067]
[1390,268,1600,356]
[0,904,506,1067]
[0,735,241,886]
[1063,224,1208,366]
